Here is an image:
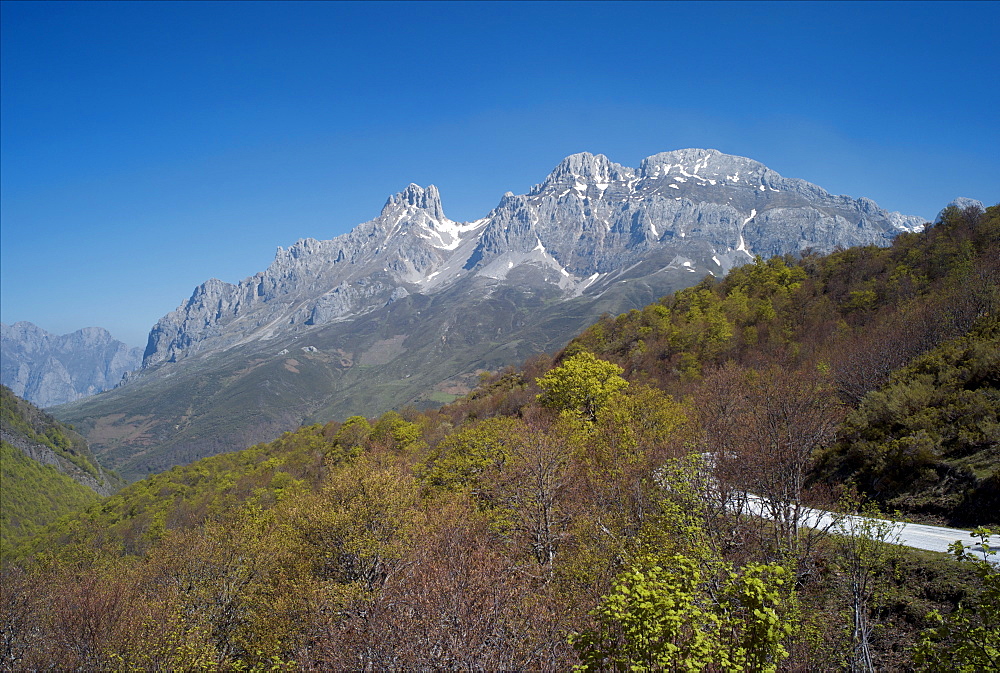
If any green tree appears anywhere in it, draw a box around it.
[536,351,629,420]
[332,415,372,455]
[570,553,791,672]
[369,410,424,453]
[416,416,522,496]
[571,459,795,672]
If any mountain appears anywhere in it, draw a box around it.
[1,322,143,407]
[935,197,985,223]
[52,149,927,481]
[140,149,924,369]
[563,201,998,528]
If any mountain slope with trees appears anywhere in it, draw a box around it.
[564,202,998,526]
[2,202,996,671]
[0,386,123,555]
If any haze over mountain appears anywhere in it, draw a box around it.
[54,149,926,481]
[1,322,143,407]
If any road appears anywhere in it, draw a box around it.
[741,494,999,565]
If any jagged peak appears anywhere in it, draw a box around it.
[277,237,325,260]
[381,183,446,221]
[189,277,234,300]
[485,191,531,220]
[3,321,50,336]
[74,326,114,340]
[887,211,927,233]
[1,322,117,345]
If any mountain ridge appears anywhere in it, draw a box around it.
[55,149,931,480]
[139,149,924,370]
[1,321,143,407]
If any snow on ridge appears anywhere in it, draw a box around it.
[422,216,490,250]
[736,209,756,255]
[889,210,927,233]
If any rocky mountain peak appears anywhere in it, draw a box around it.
[639,148,768,182]
[134,148,930,372]
[53,148,942,478]
[381,183,446,221]
[4,321,48,349]
[935,197,986,223]
[531,152,634,195]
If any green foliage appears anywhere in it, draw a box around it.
[369,410,424,453]
[417,416,522,495]
[562,204,999,526]
[297,451,421,589]
[915,528,999,671]
[0,441,102,555]
[571,554,792,672]
[536,351,629,419]
[9,423,337,560]
[821,315,1000,524]
[0,384,101,479]
[569,453,794,671]
[331,415,372,455]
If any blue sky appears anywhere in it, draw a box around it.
[2,1,997,347]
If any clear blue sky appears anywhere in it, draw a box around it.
[2,1,997,347]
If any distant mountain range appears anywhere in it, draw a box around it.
[52,148,929,480]
[1,322,142,407]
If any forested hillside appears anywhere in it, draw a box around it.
[0,386,123,555]
[2,384,103,482]
[565,202,998,526]
[2,203,996,671]
[0,443,102,557]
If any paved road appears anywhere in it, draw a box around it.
[742,494,998,565]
